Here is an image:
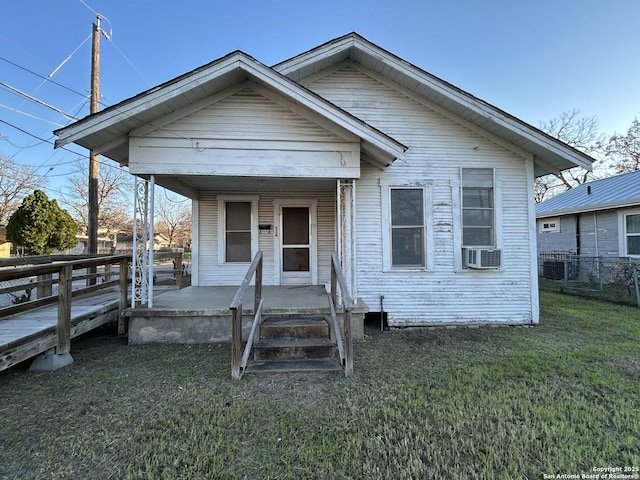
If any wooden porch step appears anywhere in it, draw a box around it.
[260,316,329,339]
[253,338,337,361]
[244,358,342,374]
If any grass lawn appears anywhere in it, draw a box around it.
[1,291,639,479]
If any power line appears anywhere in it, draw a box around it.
[0,103,64,127]
[0,119,127,171]
[0,132,46,150]
[0,56,89,100]
[0,118,86,156]
[0,82,79,120]
[79,0,101,18]
[47,33,92,79]
[109,40,151,87]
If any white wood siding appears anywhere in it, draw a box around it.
[129,89,360,178]
[308,65,536,325]
[197,190,335,287]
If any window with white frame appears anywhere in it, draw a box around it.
[218,196,258,263]
[390,187,425,267]
[624,213,640,256]
[539,217,560,233]
[461,168,495,247]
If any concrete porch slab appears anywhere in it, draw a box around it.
[125,286,367,344]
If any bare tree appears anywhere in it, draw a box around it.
[536,109,607,202]
[605,117,640,174]
[0,156,47,223]
[154,189,191,248]
[59,161,132,236]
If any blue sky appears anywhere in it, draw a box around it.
[1,0,639,196]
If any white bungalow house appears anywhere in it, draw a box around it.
[54,33,594,331]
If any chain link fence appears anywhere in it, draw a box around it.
[539,252,640,306]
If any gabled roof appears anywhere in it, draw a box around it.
[54,50,407,169]
[275,33,594,177]
[536,170,640,218]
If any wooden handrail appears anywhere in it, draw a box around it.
[240,297,264,371]
[330,251,354,377]
[0,254,131,282]
[230,251,263,380]
[0,254,132,358]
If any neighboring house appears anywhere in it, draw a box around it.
[112,232,174,253]
[67,235,114,255]
[54,33,593,327]
[536,170,640,259]
[153,233,171,250]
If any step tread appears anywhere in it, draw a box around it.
[256,337,335,348]
[245,359,342,374]
[262,316,328,326]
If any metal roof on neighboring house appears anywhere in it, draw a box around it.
[536,170,640,218]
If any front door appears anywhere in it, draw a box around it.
[275,201,317,285]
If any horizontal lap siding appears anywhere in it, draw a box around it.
[133,88,359,178]
[579,210,620,257]
[538,217,577,253]
[146,89,342,143]
[198,191,335,286]
[311,66,534,325]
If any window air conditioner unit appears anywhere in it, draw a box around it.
[463,248,501,269]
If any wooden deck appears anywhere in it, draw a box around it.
[0,288,123,372]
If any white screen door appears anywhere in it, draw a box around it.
[281,207,311,285]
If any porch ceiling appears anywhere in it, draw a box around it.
[148,175,338,199]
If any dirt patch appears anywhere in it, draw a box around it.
[243,370,343,408]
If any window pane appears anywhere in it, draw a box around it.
[463,188,493,208]
[628,236,640,255]
[462,168,493,187]
[282,207,309,244]
[463,227,492,246]
[626,214,640,234]
[391,189,423,226]
[462,169,494,248]
[226,232,251,262]
[392,227,424,266]
[463,209,494,227]
[226,202,251,230]
[283,248,310,271]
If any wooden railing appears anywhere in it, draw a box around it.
[0,254,131,354]
[153,251,186,289]
[329,251,354,377]
[230,251,263,380]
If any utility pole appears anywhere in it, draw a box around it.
[88,15,101,259]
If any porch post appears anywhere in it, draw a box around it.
[132,177,152,307]
[148,175,155,308]
[337,179,357,301]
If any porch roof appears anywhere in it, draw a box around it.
[275,33,595,177]
[53,51,407,171]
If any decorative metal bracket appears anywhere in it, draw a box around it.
[132,176,155,307]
